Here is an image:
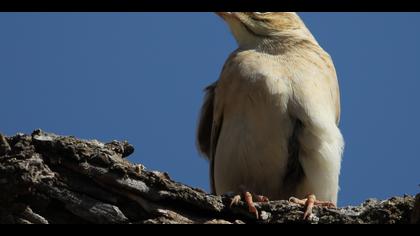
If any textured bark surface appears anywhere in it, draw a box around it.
[0,130,418,224]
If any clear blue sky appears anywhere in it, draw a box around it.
[1,13,419,206]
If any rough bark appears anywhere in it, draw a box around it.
[0,130,418,224]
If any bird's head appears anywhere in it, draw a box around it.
[216,12,312,49]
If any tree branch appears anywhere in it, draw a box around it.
[0,130,418,224]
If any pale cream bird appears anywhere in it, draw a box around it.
[196,12,344,219]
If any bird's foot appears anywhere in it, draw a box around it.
[229,191,269,219]
[289,194,336,220]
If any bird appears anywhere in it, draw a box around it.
[196,12,344,219]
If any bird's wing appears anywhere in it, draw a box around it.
[196,82,223,194]
[291,48,341,126]
[325,55,341,125]
[285,47,342,202]
[317,51,341,125]
[333,72,341,125]
[284,46,341,192]
[197,82,217,159]
[283,118,305,194]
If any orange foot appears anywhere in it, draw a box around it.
[230,191,269,219]
[289,194,336,220]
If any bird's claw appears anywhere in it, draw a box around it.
[230,195,242,208]
[289,194,336,220]
[229,191,270,219]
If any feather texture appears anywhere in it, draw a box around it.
[197,12,344,203]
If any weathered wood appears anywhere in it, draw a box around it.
[0,134,11,156]
[0,129,418,224]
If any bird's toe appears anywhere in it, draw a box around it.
[289,194,335,220]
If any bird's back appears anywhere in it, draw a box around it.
[210,49,302,199]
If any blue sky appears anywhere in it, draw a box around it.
[1,13,419,206]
